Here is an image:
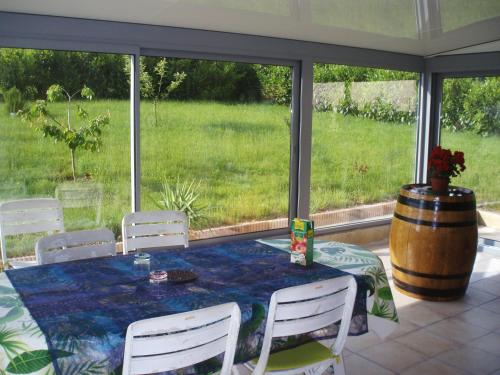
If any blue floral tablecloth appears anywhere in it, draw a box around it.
[0,239,396,375]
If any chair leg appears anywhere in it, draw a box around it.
[332,354,345,375]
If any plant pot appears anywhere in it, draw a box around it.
[430,177,449,193]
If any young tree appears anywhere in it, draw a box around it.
[137,58,186,126]
[20,84,110,181]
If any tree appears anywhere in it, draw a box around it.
[140,58,186,127]
[20,84,110,181]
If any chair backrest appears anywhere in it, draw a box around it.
[0,198,64,265]
[122,210,189,254]
[252,275,357,375]
[55,182,103,225]
[36,228,116,265]
[122,302,241,375]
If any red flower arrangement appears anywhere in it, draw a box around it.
[428,146,466,182]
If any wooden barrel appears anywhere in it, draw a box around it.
[389,184,478,301]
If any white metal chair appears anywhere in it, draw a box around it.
[122,302,241,375]
[247,275,357,375]
[122,210,189,254]
[0,198,64,268]
[36,228,116,265]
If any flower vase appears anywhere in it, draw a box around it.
[430,177,449,193]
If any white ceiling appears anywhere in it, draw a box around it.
[1,0,500,56]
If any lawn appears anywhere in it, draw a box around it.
[0,99,499,255]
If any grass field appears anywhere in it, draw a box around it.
[1,99,499,252]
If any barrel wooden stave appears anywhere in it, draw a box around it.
[389,184,478,301]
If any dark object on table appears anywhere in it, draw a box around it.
[165,269,198,283]
[390,183,478,301]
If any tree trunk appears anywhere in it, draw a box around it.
[154,99,158,127]
[70,149,76,181]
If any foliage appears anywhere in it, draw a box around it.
[359,97,415,125]
[6,350,72,374]
[314,64,418,83]
[1,87,25,114]
[0,49,129,100]
[255,64,292,105]
[441,77,500,136]
[139,58,186,126]
[331,82,416,125]
[428,146,466,181]
[19,85,110,181]
[153,177,206,228]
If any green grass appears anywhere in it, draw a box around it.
[1,99,499,257]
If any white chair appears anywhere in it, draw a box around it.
[247,275,357,375]
[122,302,241,375]
[122,210,189,254]
[0,198,64,268]
[36,228,116,265]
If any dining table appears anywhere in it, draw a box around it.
[0,238,397,375]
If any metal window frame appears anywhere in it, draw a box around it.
[4,10,470,242]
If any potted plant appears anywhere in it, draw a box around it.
[428,146,466,192]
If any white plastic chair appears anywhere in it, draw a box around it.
[122,210,189,254]
[0,198,64,268]
[122,302,241,375]
[36,228,116,265]
[247,275,357,375]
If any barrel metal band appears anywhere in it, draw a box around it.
[391,262,471,280]
[397,195,476,212]
[394,278,467,298]
[393,212,477,228]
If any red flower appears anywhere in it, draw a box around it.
[428,146,466,180]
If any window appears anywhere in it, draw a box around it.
[311,64,419,228]
[0,48,131,257]
[440,76,500,214]
[139,57,293,239]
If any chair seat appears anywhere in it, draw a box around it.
[250,341,336,372]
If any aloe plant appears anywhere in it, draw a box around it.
[154,177,206,228]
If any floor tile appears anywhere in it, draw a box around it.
[470,258,500,283]
[394,329,456,356]
[345,330,384,352]
[461,287,498,306]
[479,297,500,314]
[435,346,500,375]
[423,318,490,345]
[420,299,474,317]
[467,332,500,356]
[400,359,469,375]
[470,278,500,296]
[456,307,500,331]
[385,319,420,340]
[344,354,395,375]
[390,287,420,309]
[396,302,447,327]
[359,341,426,372]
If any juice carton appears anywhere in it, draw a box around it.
[290,218,314,266]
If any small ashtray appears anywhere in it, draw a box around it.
[149,270,168,283]
[134,252,151,265]
[149,269,198,284]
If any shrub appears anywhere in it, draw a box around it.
[154,177,206,228]
[441,77,500,136]
[2,86,24,113]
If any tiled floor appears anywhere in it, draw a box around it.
[343,242,500,374]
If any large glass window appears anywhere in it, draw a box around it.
[440,76,500,214]
[0,48,131,258]
[311,64,419,228]
[139,57,292,239]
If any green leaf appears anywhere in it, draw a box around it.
[377,287,393,301]
[0,286,16,295]
[6,350,72,374]
[0,307,24,325]
[0,296,21,308]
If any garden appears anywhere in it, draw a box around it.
[0,49,499,256]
